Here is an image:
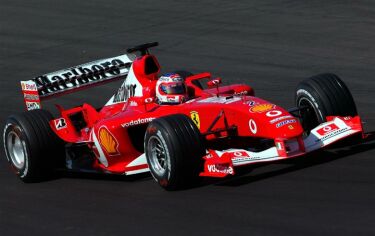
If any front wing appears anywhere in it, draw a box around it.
[200,116,363,177]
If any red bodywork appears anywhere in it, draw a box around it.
[39,53,362,177]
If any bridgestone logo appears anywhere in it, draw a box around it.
[121,117,155,127]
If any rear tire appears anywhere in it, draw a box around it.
[3,110,65,182]
[144,114,205,190]
[295,73,357,132]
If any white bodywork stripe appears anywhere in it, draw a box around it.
[105,63,143,106]
[91,130,109,167]
[126,153,148,167]
[304,118,357,152]
[125,168,150,175]
[227,147,279,166]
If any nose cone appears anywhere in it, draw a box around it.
[246,103,304,139]
[272,117,304,138]
[262,108,304,138]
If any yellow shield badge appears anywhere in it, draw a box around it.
[190,111,200,129]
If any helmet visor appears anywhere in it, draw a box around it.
[160,82,186,95]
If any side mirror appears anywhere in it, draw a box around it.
[207,78,222,88]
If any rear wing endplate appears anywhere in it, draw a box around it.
[21,53,135,110]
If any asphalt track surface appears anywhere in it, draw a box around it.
[1,1,375,235]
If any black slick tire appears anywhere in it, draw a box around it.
[144,114,205,190]
[3,109,65,182]
[295,73,357,133]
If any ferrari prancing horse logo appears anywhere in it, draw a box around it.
[190,111,200,129]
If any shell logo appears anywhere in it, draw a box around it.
[249,104,275,113]
[98,127,119,155]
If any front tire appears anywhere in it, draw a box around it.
[144,114,205,190]
[295,73,358,132]
[3,110,65,182]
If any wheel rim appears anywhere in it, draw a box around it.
[147,136,168,176]
[298,97,320,132]
[6,129,26,170]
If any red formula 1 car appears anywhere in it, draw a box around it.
[3,42,364,190]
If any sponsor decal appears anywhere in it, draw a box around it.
[232,151,250,157]
[25,101,40,110]
[234,91,248,96]
[23,93,40,101]
[244,100,256,106]
[129,101,138,106]
[276,119,296,128]
[121,117,155,127]
[144,97,154,103]
[210,79,221,85]
[231,156,255,164]
[231,155,277,165]
[249,119,257,134]
[316,124,339,136]
[21,81,37,91]
[98,127,119,155]
[32,55,132,97]
[266,110,282,117]
[190,111,200,129]
[113,83,137,103]
[54,118,67,130]
[198,96,241,104]
[297,89,323,120]
[269,115,293,124]
[288,125,294,130]
[167,96,178,103]
[249,104,274,113]
[207,164,233,175]
[316,127,349,142]
[159,73,183,82]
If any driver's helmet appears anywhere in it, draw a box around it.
[156,73,188,104]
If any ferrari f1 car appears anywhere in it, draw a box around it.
[3,42,364,190]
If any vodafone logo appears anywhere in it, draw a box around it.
[233,151,249,157]
[234,152,242,157]
[144,97,153,103]
[266,110,282,117]
[249,119,257,134]
[317,124,339,136]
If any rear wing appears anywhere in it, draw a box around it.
[21,53,136,110]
